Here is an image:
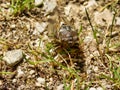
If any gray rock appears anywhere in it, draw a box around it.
[3,49,23,66]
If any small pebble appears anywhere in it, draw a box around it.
[89,87,97,90]
[3,49,23,66]
[10,24,16,29]
[12,79,17,83]
[43,0,57,13]
[57,84,64,90]
[36,77,45,86]
[17,68,24,78]
[35,0,43,6]
[29,70,35,75]
[93,66,98,72]
[33,22,48,35]
[96,87,103,90]
[0,80,3,85]
[116,17,120,25]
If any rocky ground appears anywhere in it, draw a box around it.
[0,0,120,90]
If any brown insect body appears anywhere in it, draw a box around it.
[58,24,78,47]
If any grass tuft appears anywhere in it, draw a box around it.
[10,0,34,15]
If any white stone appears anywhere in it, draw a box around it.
[35,0,43,6]
[96,87,103,90]
[89,87,97,90]
[64,5,71,16]
[57,84,64,90]
[17,85,25,90]
[43,0,57,13]
[36,77,45,86]
[10,24,16,29]
[0,80,2,85]
[84,36,93,44]
[29,70,35,75]
[93,66,98,72]
[12,79,17,83]
[36,82,41,87]
[116,17,120,25]
[94,9,113,26]
[33,22,48,35]
[86,0,98,9]
[64,4,80,22]
[3,49,23,66]
[17,68,24,78]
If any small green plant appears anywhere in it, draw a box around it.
[106,9,117,53]
[10,0,34,15]
[0,71,13,75]
[43,42,83,89]
[100,54,120,89]
[85,8,98,43]
[85,8,103,60]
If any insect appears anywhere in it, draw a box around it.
[51,24,84,69]
[58,24,79,47]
